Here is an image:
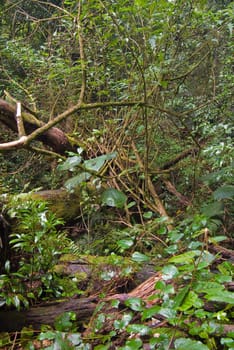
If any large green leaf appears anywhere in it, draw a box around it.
[58,156,82,171]
[121,338,142,350]
[64,172,91,191]
[194,281,225,294]
[101,188,127,208]
[173,285,190,309]
[131,251,150,263]
[125,297,143,311]
[174,338,209,350]
[141,305,160,320]
[213,185,234,200]
[117,239,134,250]
[84,152,117,172]
[169,251,200,264]
[205,290,234,305]
[126,324,150,336]
[162,264,178,280]
[179,291,203,311]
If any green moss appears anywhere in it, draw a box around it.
[73,272,88,282]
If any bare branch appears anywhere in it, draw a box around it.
[0,97,211,152]
[16,102,26,137]
[0,136,28,150]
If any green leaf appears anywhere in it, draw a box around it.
[221,337,234,347]
[134,0,146,7]
[114,313,132,330]
[84,153,116,172]
[141,305,160,320]
[125,297,143,311]
[205,291,234,305]
[54,312,76,332]
[194,281,224,294]
[227,22,233,36]
[94,345,109,350]
[121,338,142,350]
[143,211,153,219]
[174,338,209,349]
[162,264,178,280]
[173,285,190,309]
[196,251,216,269]
[209,235,227,243]
[159,307,177,319]
[101,188,127,208]
[126,201,136,209]
[131,251,150,263]
[67,333,82,346]
[4,260,10,273]
[169,251,200,264]
[117,239,134,250]
[13,295,21,309]
[58,156,82,171]
[213,185,234,200]
[64,172,91,190]
[126,324,150,335]
[38,331,56,341]
[179,291,203,311]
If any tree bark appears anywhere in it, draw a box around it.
[0,267,157,332]
[0,99,75,154]
[0,296,98,332]
[0,268,233,335]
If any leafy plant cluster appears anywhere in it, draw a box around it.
[0,199,233,349]
[0,199,81,309]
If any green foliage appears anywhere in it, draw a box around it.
[58,150,117,194]
[101,188,127,209]
[0,0,233,348]
[0,199,80,308]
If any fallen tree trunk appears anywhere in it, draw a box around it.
[0,99,75,155]
[0,268,157,332]
[0,296,98,332]
[1,189,82,223]
[0,266,233,336]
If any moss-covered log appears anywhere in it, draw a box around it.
[29,189,82,221]
[1,189,82,222]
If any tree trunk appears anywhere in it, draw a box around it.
[0,99,75,155]
[0,296,98,332]
[0,267,157,332]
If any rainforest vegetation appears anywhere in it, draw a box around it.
[0,0,233,349]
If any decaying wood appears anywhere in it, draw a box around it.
[210,244,234,260]
[0,270,158,332]
[0,99,75,154]
[0,296,98,332]
[0,267,233,337]
[162,178,191,206]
